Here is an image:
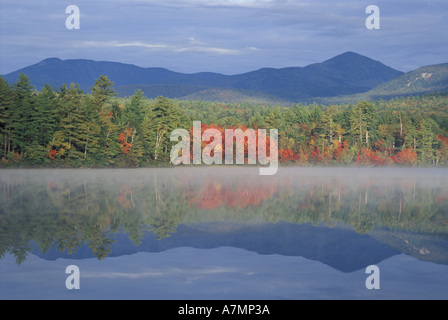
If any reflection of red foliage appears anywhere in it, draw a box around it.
[48,181,57,189]
[436,195,448,203]
[187,180,276,210]
[117,184,132,209]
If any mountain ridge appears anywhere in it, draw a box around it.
[2,52,404,103]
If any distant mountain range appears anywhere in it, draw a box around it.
[2,52,448,104]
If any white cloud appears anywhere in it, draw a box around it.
[79,40,168,49]
[125,0,275,8]
[77,40,245,56]
[176,46,241,55]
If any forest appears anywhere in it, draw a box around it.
[1,73,448,168]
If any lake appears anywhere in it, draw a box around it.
[1,167,448,300]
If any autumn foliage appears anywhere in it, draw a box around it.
[391,147,418,165]
[118,129,133,154]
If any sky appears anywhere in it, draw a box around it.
[1,0,447,75]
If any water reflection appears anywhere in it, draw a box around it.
[1,167,447,268]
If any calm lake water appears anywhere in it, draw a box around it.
[1,167,448,300]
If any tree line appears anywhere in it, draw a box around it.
[1,73,448,167]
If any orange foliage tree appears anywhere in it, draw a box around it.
[118,128,133,154]
[391,147,418,166]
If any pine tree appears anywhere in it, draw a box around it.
[320,106,338,144]
[34,84,59,147]
[0,76,15,158]
[91,75,120,164]
[349,101,376,148]
[11,73,36,157]
[78,96,101,162]
[140,96,186,162]
[123,89,145,131]
[91,75,117,112]
[57,83,87,164]
[418,118,438,165]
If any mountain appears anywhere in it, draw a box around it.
[363,62,448,99]
[1,52,404,103]
[312,63,448,105]
[223,51,403,101]
[1,57,184,90]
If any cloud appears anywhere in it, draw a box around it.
[121,0,275,8]
[77,40,245,56]
[79,40,168,50]
[1,0,447,75]
[175,46,241,55]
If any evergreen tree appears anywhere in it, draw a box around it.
[34,84,60,147]
[11,73,36,157]
[91,75,120,164]
[349,101,376,147]
[91,75,117,111]
[418,118,439,164]
[57,83,87,164]
[0,76,15,157]
[320,106,338,144]
[123,89,145,131]
[141,96,185,161]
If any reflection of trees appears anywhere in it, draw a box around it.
[86,225,114,260]
[0,169,447,264]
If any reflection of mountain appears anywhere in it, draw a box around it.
[32,221,399,273]
[370,229,448,265]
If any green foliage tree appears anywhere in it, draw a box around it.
[0,76,15,158]
[10,73,36,157]
[91,75,117,111]
[123,89,145,131]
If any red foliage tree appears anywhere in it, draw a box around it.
[356,147,385,166]
[333,140,349,163]
[118,129,133,154]
[391,147,418,165]
[438,135,448,165]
